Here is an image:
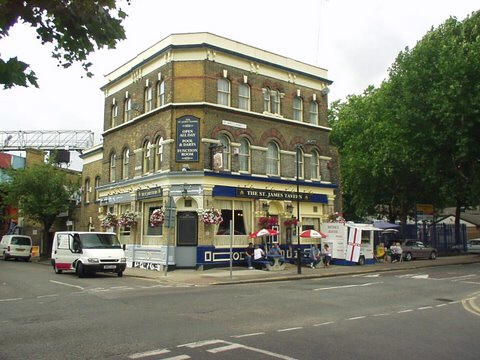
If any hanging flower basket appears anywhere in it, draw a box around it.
[200,208,223,225]
[149,208,165,227]
[258,216,278,228]
[118,211,138,227]
[283,217,299,227]
[101,212,118,228]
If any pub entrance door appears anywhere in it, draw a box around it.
[175,211,198,267]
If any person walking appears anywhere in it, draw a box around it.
[245,242,254,269]
[323,243,331,268]
[309,244,321,269]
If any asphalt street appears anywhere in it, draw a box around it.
[1,260,480,359]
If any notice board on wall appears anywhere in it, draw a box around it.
[176,115,199,162]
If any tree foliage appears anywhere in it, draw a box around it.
[330,10,480,225]
[0,163,79,250]
[0,0,129,89]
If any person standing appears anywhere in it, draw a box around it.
[245,242,254,269]
[309,244,321,269]
[323,243,332,268]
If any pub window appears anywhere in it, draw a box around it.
[157,80,165,107]
[154,136,163,171]
[214,200,252,237]
[309,101,318,125]
[217,78,230,106]
[144,203,163,236]
[94,176,100,201]
[311,150,320,180]
[238,83,250,110]
[119,204,131,239]
[144,86,153,112]
[122,148,129,180]
[266,141,279,176]
[124,97,132,122]
[295,147,304,178]
[84,178,90,204]
[109,153,116,182]
[293,96,303,121]
[218,134,231,171]
[239,138,250,172]
[142,140,151,174]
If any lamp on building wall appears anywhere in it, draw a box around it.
[182,183,189,199]
[285,202,293,213]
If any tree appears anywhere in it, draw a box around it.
[0,0,129,89]
[1,163,79,254]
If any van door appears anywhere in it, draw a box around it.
[54,233,74,270]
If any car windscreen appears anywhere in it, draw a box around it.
[11,237,31,246]
[78,233,121,249]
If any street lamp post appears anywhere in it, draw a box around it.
[296,152,301,274]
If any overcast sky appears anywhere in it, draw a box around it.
[1,0,478,169]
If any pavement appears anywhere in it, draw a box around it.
[34,254,480,286]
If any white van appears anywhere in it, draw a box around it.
[0,235,33,261]
[51,231,126,278]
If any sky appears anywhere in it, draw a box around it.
[0,0,478,169]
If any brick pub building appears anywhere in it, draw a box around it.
[79,33,340,268]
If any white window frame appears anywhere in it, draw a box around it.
[295,147,304,178]
[239,138,251,172]
[142,141,151,174]
[218,134,231,171]
[309,101,318,125]
[238,83,250,110]
[157,80,165,107]
[310,150,320,180]
[144,87,153,112]
[122,148,129,180]
[270,90,281,115]
[84,178,90,204]
[155,137,163,171]
[266,141,279,176]
[94,176,100,201]
[293,96,303,121]
[109,154,116,182]
[124,98,132,122]
[111,104,118,128]
[217,78,230,106]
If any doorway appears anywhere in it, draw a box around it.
[175,211,198,267]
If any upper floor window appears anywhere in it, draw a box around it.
[310,151,320,180]
[84,178,90,204]
[293,96,303,121]
[157,80,165,107]
[295,147,304,178]
[238,83,250,110]
[239,138,250,172]
[94,176,100,202]
[122,148,129,180]
[321,158,331,182]
[309,101,318,125]
[154,136,163,171]
[124,97,132,122]
[218,134,231,171]
[142,141,151,174]
[217,78,230,106]
[110,104,118,128]
[109,154,116,182]
[144,87,153,112]
[263,88,281,115]
[266,141,279,176]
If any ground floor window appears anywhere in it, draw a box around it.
[214,199,252,246]
[301,217,320,231]
[143,201,163,236]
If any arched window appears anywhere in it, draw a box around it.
[122,148,130,180]
[270,90,280,114]
[94,176,100,202]
[266,141,279,176]
[310,151,320,179]
[109,153,116,182]
[309,101,318,125]
[295,147,304,178]
[84,178,90,204]
[154,136,163,171]
[157,80,165,107]
[217,78,230,106]
[321,158,331,182]
[238,83,250,110]
[239,138,250,172]
[124,97,132,122]
[110,103,118,128]
[218,134,231,171]
[293,96,303,121]
[142,140,151,174]
[144,86,153,112]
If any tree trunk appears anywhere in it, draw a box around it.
[41,219,54,257]
[454,203,461,245]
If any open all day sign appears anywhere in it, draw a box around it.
[176,115,199,162]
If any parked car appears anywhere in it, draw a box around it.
[0,235,33,261]
[402,240,437,261]
[466,239,480,254]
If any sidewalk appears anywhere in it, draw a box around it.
[124,255,480,286]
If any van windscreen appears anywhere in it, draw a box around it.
[79,233,121,249]
[11,237,31,246]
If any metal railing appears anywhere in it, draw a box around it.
[0,130,94,151]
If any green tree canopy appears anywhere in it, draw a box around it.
[0,0,129,89]
[1,163,79,252]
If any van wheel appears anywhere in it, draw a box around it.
[430,251,437,260]
[3,252,8,260]
[358,256,365,266]
[117,270,123,277]
[76,262,85,278]
[405,252,413,261]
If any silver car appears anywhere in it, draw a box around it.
[402,240,437,261]
[466,239,480,254]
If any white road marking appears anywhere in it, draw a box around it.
[178,339,225,348]
[373,313,389,317]
[347,316,366,320]
[277,327,303,332]
[460,281,480,285]
[398,309,413,313]
[36,294,58,298]
[418,306,433,310]
[235,343,298,360]
[207,343,244,353]
[436,304,448,307]
[450,300,461,304]
[433,274,476,281]
[313,282,382,291]
[313,321,335,326]
[396,273,419,278]
[411,275,429,279]
[232,332,265,338]
[352,273,380,277]
[0,297,22,302]
[49,280,84,290]
[128,348,170,359]
[162,356,190,360]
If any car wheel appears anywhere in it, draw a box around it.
[357,256,365,266]
[3,252,8,260]
[76,262,85,278]
[430,251,437,260]
[117,270,123,277]
[405,252,413,261]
